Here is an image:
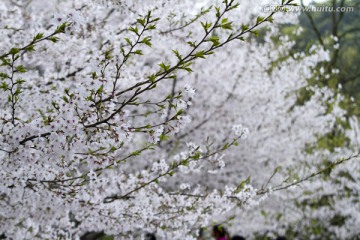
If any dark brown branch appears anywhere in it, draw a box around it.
[301,0,324,46]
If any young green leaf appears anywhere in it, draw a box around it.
[221,21,233,30]
[124,38,132,46]
[55,22,67,34]
[159,62,171,72]
[256,16,265,24]
[129,26,139,35]
[141,37,152,47]
[215,6,221,18]
[201,21,212,32]
[132,50,143,55]
[148,74,157,83]
[33,33,44,42]
[48,36,60,43]
[172,50,182,61]
[137,18,146,27]
[193,51,206,59]
[9,48,20,55]
[208,35,220,46]
[251,30,259,37]
[187,41,197,48]
[15,65,27,73]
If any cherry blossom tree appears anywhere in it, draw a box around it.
[0,0,359,239]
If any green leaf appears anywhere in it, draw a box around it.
[137,18,146,26]
[193,51,206,59]
[175,109,184,117]
[14,88,22,96]
[55,22,67,34]
[15,65,27,73]
[0,72,10,79]
[0,58,11,67]
[149,17,160,23]
[256,16,265,24]
[234,176,251,193]
[0,81,9,90]
[192,152,201,160]
[9,48,20,55]
[159,62,170,72]
[172,49,182,61]
[222,142,229,150]
[141,37,152,47]
[47,36,60,43]
[124,38,132,46]
[148,74,156,83]
[97,85,104,94]
[16,78,26,84]
[25,45,35,52]
[33,33,44,42]
[221,22,233,30]
[62,96,69,103]
[132,49,143,55]
[228,3,240,10]
[261,210,267,217]
[187,41,196,48]
[241,25,249,32]
[147,11,152,21]
[129,26,139,35]
[237,37,245,41]
[251,30,259,37]
[179,67,193,73]
[208,35,220,46]
[159,134,170,141]
[179,62,193,73]
[215,7,221,18]
[109,146,117,152]
[226,33,234,41]
[120,47,126,57]
[105,49,113,60]
[201,21,212,32]
[146,25,157,30]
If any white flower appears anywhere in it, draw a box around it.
[179,115,191,124]
[177,99,188,110]
[148,126,164,143]
[232,124,249,139]
[160,109,167,119]
[67,10,85,26]
[218,160,225,169]
[88,58,102,73]
[174,115,191,133]
[151,159,169,174]
[87,170,97,180]
[61,10,85,33]
[184,84,196,98]
[179,183,190,190]
[51,13,65,26]
[332,69,340,74]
